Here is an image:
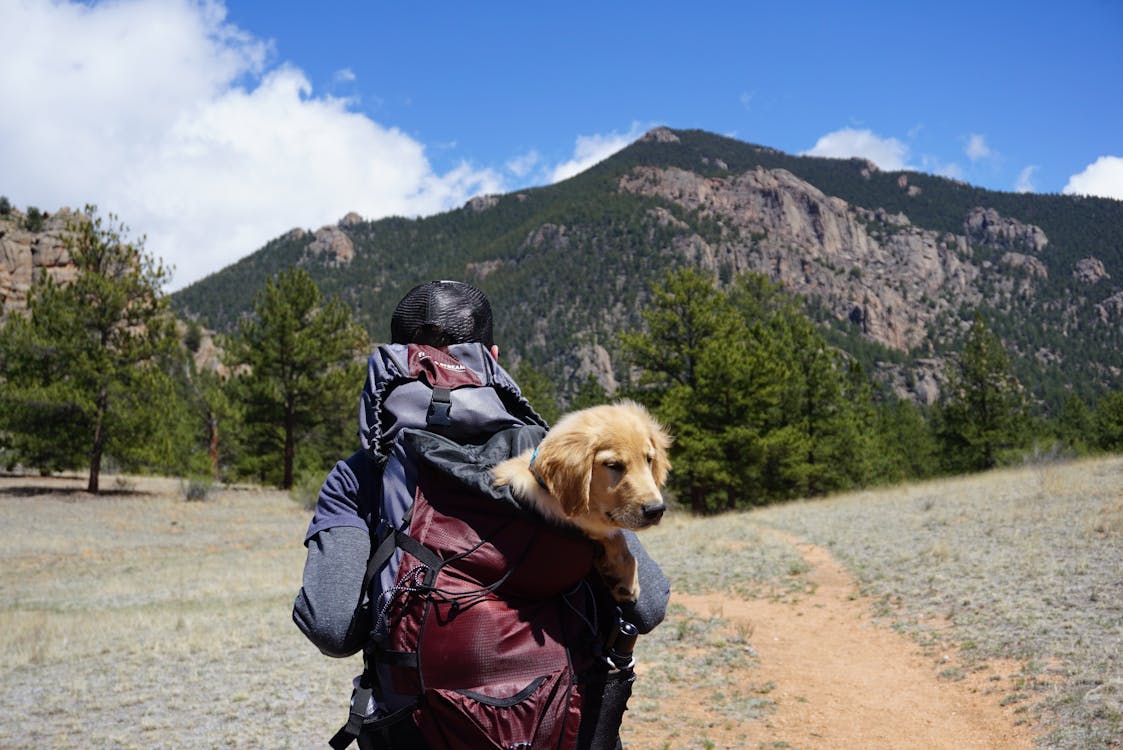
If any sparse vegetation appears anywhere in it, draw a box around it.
[22,206,45,231]
[181,474,215,501]
[2,458,1120,748]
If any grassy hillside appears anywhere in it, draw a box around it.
[2,458,1119,748]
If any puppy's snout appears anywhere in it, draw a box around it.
[641,501,666,524]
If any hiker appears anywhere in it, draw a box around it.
[294,280,670,750]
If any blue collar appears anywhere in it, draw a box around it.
[528,445,548,490]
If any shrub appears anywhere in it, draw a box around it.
[23,206,45,232]
[182,475,216,502]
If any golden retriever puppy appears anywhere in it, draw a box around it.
[493,400,671,604]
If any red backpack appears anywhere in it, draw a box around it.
[330,344,611,750]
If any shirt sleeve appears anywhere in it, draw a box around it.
[294,451,380,657]
[293,525,372,657]
[620,530,671,634]
[304,451,378,543]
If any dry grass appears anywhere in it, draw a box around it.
[745,455,1123,749]
[0,473,356,749]
[1,458,1121,749]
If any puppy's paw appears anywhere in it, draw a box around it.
[596,532,640,605]
[611,580,640,606]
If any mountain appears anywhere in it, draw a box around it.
[9,129,1123,412]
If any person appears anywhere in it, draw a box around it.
[294,280,670,750]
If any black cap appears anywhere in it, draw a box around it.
[390,280,494,347]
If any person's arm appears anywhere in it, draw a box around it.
[620,530,670,633]
[293,452,378,657]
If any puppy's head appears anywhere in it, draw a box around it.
[532,401,672,531]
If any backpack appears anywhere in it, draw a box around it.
[330,343,611,750]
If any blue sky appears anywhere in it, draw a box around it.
[2,0,1121,290]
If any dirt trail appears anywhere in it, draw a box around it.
[637,534,1038,749]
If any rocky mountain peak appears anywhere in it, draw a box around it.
[641,127,681,144]
[302,225,354,266]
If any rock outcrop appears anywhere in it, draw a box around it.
[1074,256,1109,285]
[0,208,82,319]
[964,207,1048,254]
[465,194,500,212]
[619,166,996,352]
[302,225,354,266]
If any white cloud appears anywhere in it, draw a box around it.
[549,123,649,183]
[802,128,909,171]
[0,0,500,290]
[965,134,992,161]
[1015,165,1038,193]
[1064,156,1123,200]
[939,163,965,180]
[505,150,541,179]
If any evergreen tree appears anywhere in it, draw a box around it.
[0,206,178,492]
[619,267,729,393]
[227,268,368,488]
[621,268,749,512]
[937,314,1029,472]
[622,268,880,512]
[1056,393,1094,454]
[182,361,238,480]
[511,360,561,425]
[871,398,940,482]
[1093,391,1123,452]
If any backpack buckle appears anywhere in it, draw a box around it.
[427,387,453,427]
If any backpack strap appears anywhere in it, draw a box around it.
[329,689,419,750]
[367,525,443,592]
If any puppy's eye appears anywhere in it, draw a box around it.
[646,455,654,465]
[604,460,624,471]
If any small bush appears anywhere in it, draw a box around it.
[182,475,216,502]
[0,196,11,216]
[23,206,46,232]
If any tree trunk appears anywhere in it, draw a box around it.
[690,482,706,514]
[208,413,220,480]
[88,386,108,494]
[283,410,295,490]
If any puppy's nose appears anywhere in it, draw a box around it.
[641,501,666,523]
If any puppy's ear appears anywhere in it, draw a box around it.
[534,428,593,517]
[648,417,673,489]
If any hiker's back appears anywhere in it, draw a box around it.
[329,343,603,749]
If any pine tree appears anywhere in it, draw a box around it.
[937,314,1029,472]
[1093,391,1123,452]
[0,206,178,492]
[871,398,940,482]
[227,268,369,488]
[622,268,888,511]
[1056,393,1094,454]
[511,360,561,425]
[620,268,748,512]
